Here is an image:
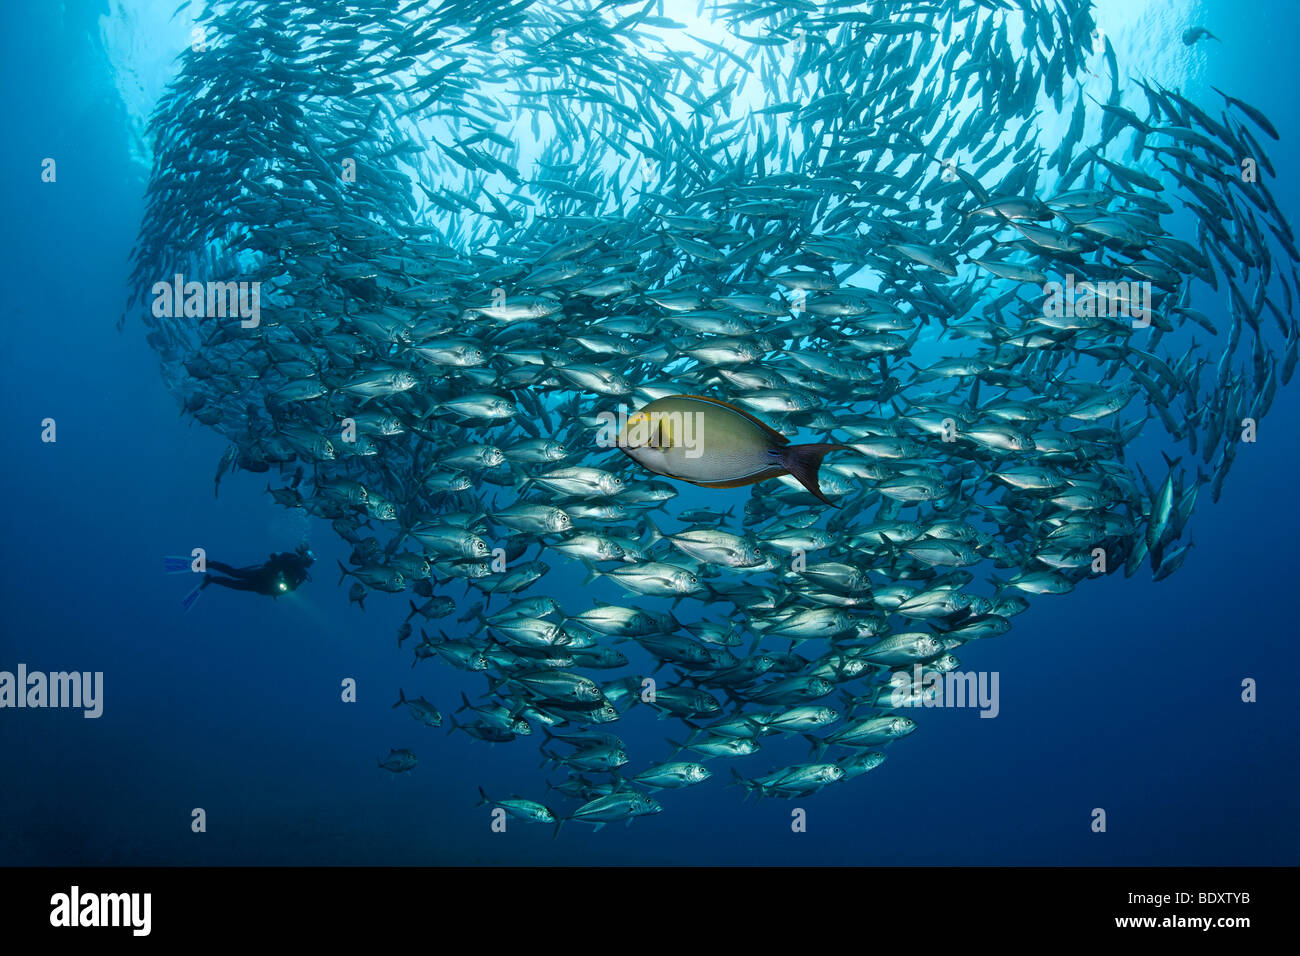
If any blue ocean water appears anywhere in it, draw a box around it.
[1,0,1296,866]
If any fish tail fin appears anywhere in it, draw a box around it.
[457,692,473,714]
[181,582,204,613]
[581,561,601,586]
[392,688,407,709]
[838,688,859,716]
[665,736,684,757]
[729,768,757,799]
[446,714,461,737]
[336,559,350,585]
[406,599,420,622]
[476,786,490,807]
[698,580,721,604]
[163,555,195,574]
[779,443,847,506]
[642,516,665,548]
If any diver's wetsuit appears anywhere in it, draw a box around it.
[202,552,312,596]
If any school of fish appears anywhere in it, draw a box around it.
[128,0,1297,832]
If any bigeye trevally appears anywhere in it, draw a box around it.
[615,395,846,506]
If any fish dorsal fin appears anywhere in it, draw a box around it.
[675,394,790,446]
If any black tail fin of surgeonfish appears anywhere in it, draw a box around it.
[779,444,847,507]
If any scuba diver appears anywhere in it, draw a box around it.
[166,544,315,611]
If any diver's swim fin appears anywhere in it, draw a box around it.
[181,582,204,613]
[164,555,196,574]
